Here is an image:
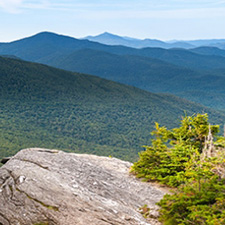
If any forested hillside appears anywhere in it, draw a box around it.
[1,32,225,109]
[2,32,225,71]
[1,56,224,162]
[36,48,225,110]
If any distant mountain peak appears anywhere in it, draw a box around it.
[13,31,80,46]
[32,31,74,39]
[84,32,194,49]
[102,32,113,36]
[36,31,56,35]
[28,31,61,39]
[95,32,123,39]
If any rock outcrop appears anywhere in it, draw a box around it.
[0,148,167,225]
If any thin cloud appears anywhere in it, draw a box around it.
[56,7,225,21]
[24,1,225,13]
[2,0,225,15]
[27,2,224,21]
[0,0,23,13]
[0,0,49,13]
[22,0,50,10]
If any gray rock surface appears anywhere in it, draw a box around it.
[0,148,167,225]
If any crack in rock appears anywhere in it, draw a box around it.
[0,148,168,225]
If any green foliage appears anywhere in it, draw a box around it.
[1,57,224,162]
[139,204,151,218]
[158,176,225,225]
[132,114,219,186]
[132,114,225,224]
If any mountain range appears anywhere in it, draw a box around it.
[84,32,194,49]
[1,32,225,109]
[1,56,224,162]
[84,32,225,49]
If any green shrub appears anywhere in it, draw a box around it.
[158,176,225,225]
[132,113,219,186]
[132,114,225,224]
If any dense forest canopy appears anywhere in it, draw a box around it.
[1,57,225,162]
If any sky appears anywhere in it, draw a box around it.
[1,0,225,42]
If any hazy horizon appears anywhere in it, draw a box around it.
[2,30,225,44]
[1,0,225,42]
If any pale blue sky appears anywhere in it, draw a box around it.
[1,0,225,42]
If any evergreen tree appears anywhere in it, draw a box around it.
[132,114,225,224]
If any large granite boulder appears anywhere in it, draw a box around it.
[0,148,167,225]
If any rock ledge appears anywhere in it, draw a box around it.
[0,148,167,225]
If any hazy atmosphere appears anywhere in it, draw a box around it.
[1,0,225,41]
